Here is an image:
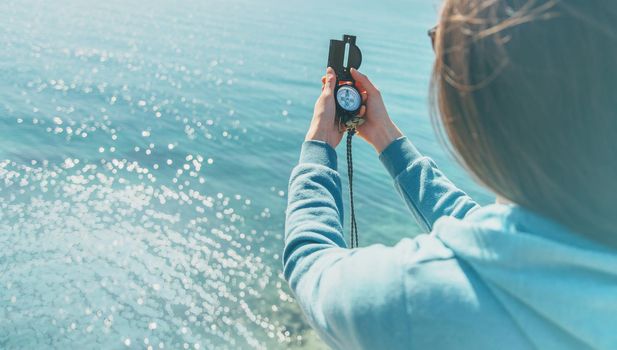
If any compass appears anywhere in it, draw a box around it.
[335,84,363,127]
[336,85,361,113]
[328,35,364,129]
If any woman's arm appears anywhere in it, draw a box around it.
[284,140,411,349]
[379,136,479,231]
[351,69,480,230]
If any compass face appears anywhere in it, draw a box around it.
[336,85,361,112]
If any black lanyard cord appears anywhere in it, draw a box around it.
[346,129,359,248]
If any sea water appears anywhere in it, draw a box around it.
[0,0,491,348]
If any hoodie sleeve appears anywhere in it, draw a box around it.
[379,137,480,231]
[283,140,411,349]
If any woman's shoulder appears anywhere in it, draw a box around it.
[386,232,521,348]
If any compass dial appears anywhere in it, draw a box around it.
[336,85,361,112]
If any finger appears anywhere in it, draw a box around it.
[358,105,366,118]
[324,67,337,94]
[361,90,368,104]
[321,75,327,84]
[354,79,366,92]
[351,68,377,93]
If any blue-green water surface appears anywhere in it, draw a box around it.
[0,0,491,348]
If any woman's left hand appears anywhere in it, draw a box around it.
[305,67,366,149]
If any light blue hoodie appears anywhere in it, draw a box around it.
[283,137,617,349]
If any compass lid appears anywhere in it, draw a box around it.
[327,35,362,82]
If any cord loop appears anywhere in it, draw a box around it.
[346,128,359,248]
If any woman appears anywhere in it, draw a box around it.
[284,1,617,349]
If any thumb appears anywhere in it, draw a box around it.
[324,67,337,94]
[351,68,377,93]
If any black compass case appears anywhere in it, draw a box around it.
[327,35,363,125]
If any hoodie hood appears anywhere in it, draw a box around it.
[436,205,617,350]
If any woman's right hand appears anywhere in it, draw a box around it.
[350,68,403,153]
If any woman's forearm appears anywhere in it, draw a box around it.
[283,141,347,284]
[380,137,480,231]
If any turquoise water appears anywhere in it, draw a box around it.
[0,0,491,348]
